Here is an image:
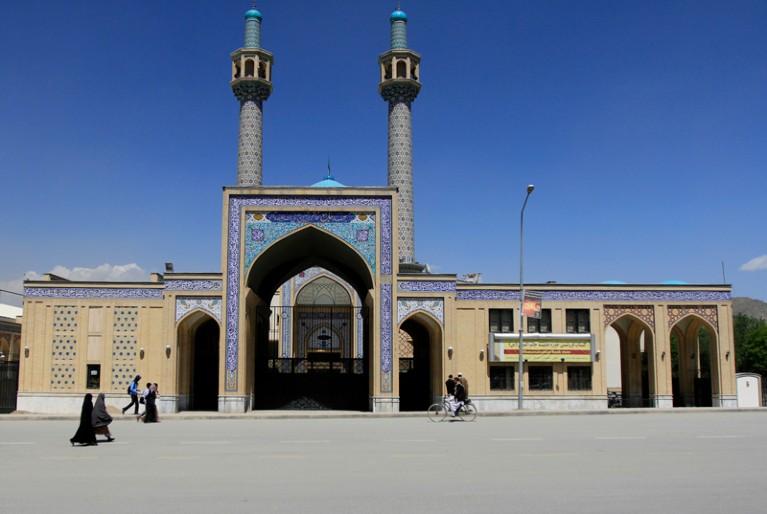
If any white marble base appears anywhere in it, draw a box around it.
[473,394,607,412]
[218,395,250,413]
[370,395,399,413]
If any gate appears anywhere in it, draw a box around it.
[0,361,19,414]
[254,306,369,410]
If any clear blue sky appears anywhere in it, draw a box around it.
[1,1,765,307]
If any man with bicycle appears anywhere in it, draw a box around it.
[449,376,467,417]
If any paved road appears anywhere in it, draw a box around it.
[1,411,766,513]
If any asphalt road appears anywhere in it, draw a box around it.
[1,411,766,513]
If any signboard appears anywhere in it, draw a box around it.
[488,333,594,363]
[522,291,542,319]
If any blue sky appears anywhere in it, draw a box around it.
[1,0,765,307]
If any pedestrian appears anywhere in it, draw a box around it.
[152,383,160,422]
[122,375,142,415]
[92,393,115,442]
[70,393,98,446]
[142,383,158,423]
[445,374,455,397]
[457,372,469,399]
[137,382,151,422]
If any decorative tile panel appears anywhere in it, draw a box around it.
[51,365,75,390]
[388,101,415,263]
[397,298,444,325]
[165,280,222,292]
[175,297,222,322]
[225,195,393,392]
[399,280,456,293]
[111,308,138,391]
[458,289,730,302]
[603,305,655,330]
[51,306,79,391]
[245,212,377,273]
[25,287,162,300]
[380,283,393,392]
[667,305,719,330]
[236,99,264,186]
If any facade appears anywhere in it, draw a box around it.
[17,8,736,414]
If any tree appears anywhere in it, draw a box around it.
[733,314,767,377]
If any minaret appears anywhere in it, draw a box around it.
[379,8,421,266]
[231,6,273,186]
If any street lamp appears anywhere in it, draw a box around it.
[518,184,535,409]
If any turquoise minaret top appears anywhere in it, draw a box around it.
[244,8,262,48]
[390,10,408,49]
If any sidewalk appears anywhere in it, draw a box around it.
[2,406,762,421]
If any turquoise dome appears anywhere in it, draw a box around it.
[390,10,407,22]
[245,9,262,20]
[311,177,345,188]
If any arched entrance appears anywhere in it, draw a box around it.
[246,226,375,410]
[397,315,439,412]
[670,316,718,407]
[177,313,220,411]
[606,314,656,408]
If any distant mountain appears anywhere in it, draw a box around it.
[733,297,767,320]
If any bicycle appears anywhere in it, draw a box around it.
[427,397,477,422]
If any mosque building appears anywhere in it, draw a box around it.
[17,7,736,414]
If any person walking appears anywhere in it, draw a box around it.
[142,383,158,423]
[122,375,142,415]
[70,394,98,446]
[92,393,115,442]
[137,382,151,422]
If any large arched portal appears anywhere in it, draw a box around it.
[397,314,441,412]
[670,315,718,407]
[606,314,656,408]
[247,226,375,410]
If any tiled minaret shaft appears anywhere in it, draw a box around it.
[379,10,421,264]
[231,8,273,186]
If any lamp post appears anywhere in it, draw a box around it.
[518,184,535,409]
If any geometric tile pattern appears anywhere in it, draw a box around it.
[667,305,719,331]
[51,306,79,390]
[603,305,655,330]
[387,100,415,263]
[236,99,264,186]
[390,19,408,49]
[111,308,138,392]
[244,14,261,48]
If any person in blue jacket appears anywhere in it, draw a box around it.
[122,375,142,415]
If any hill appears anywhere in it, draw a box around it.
[733,297,767,320]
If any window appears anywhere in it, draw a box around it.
[566,309,591,333]
[528,365,553,390]
[567,366,592,391]
[527,309,552,333]
[86,364,100,389]
[490,366,515,391]
[489,309,513,333]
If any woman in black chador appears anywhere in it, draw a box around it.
[92,393,115,442]
[70,393,98,446]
